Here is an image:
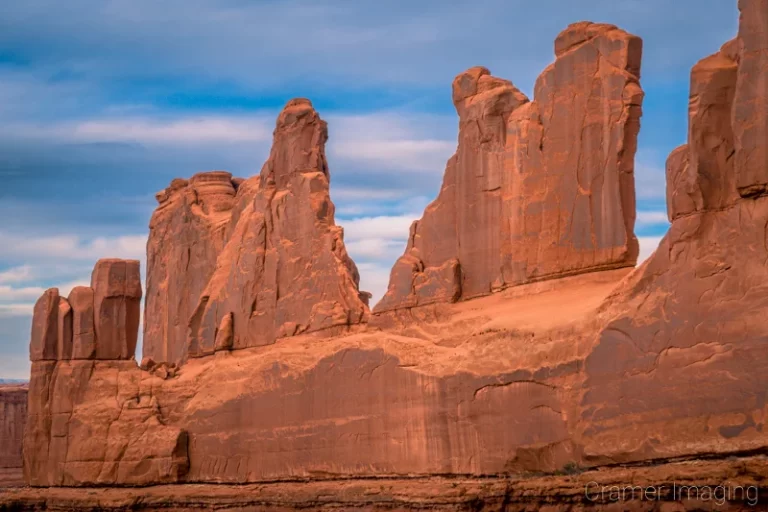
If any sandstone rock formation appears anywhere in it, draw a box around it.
[374,23,643,313]
[187,98,369,357]
[18,4,768,509]
[143,171,241,366]
[29,260,141,363]
[92,259,142,360]
[24,259,189,486]
[579,0,768,465]
[666,39,739,220]
[733,0,768,197]
[0,384,27,487]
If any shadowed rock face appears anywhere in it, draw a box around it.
[374,23,643,314]
[187,98,369,358]
[143,171,241,366]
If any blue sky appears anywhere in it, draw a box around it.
[0,0,739,378]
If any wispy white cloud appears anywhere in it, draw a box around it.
[337,213,421,302]
[7,117,273,145]
[0,285,45,303]
[328,112,454,173]
[635,154,668,200]
[638,236,664,263]
[0,265,34,284]
[636,210,669,227]
[340,214,418,242]
[332,139,454,173]
[0,304,35,317]
[0,232,146,263]
[356,261,395,305]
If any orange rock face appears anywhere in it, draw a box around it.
[579,1,768,465]
[375,23,642,313]
[91,259,142,360]
[187,98,369,357]
[0,385,27,487]
[143,171,241,365]
[24,259,188,487]
[733,0,768,197]
[666,39,740,221]
[18,2,768,503]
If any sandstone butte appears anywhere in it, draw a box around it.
[4,1,768,509]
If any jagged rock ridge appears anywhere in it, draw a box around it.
[375,22,643,313]
[187,98,370,358]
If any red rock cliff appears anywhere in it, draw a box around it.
[186,98,369,357]
[143,171,241,365]
[375,23,642,313]
[24,259,189,487]
[17,3,768,504]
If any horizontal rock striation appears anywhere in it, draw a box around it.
[374,22,643,314]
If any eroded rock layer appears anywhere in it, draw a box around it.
[143,171,242,366]
[4,456,768,510]
[374,22,643,313]
[0,385,27,487]
[187,99,369,357]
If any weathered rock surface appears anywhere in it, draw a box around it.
[187,98,369,357]
[733,0,768,197]
[666,39,740,221]
[374,23,643,313]
[24,259,189,487]
[0,384,27,487]
[29,288,59,361]
[91,259,142,360]
[23,360,189,487]
[69,286,95,360]
[143,171,241,366]
[19,3,768,507]
[577,2,768,465]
